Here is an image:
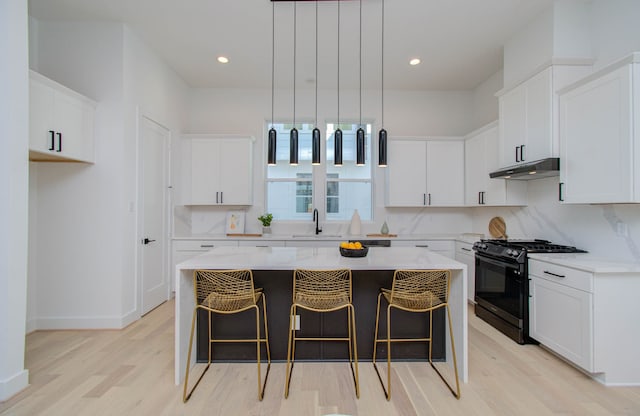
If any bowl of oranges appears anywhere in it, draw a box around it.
[339,241,369,257]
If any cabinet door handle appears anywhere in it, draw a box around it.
[558,182,564,202]
[415,245,429,248]
[200,244,214,248]
[520,145,525,162]
[515,146,520,162]
[461,247,472,252]
[216,191,219,204]
[428,193,431,205]
[220,191,223,204]
[423,193,426,205]
[49,130,55,151]
[478,191,482,205]
[544,270,566,278]
[481,191,485,205]
[56,132,62,152]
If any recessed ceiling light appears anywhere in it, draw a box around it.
[217,56,229,64]
[409,58,421,66]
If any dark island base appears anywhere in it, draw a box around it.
[196,269,445,362]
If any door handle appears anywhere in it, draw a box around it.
[49,130,55,150]
[142,238,156,245]
[56,132,62,152]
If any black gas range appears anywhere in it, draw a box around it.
[472,239,586,344]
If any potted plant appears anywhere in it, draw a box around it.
[258,213,273,235]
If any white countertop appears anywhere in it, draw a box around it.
[173,233,484,244]
[528,253,640,274]
[177,246,467,271]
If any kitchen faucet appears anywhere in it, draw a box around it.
[313,208,322,235]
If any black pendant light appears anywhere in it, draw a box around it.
[289,1,298,166]
[334,0,343,167]
[356,0,365,166]
[378,0,388,167]
[268,1,277,166]
[312,1,321,165]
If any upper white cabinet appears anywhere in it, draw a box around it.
[498,65,591,168]
[464,122,527,206]
[182,135,254,205]
[29,70,96,163]
[559,53,640,203]
[385,139,464,207]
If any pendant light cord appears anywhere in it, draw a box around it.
[315,1,318,128]
[337,0,340,127]
[381,0,385,128]
[271,2,275,127]
[293,1,296,128]
[359,0,362,127]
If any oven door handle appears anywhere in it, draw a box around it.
[476,254,521,271]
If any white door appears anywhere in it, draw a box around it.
[140,115,170,315]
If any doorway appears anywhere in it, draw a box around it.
[138,114,171,315]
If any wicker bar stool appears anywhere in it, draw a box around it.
[372,269,460,400]
[284,268,359,398]
[183,269,271,402]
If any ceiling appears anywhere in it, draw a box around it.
[28,0,554,91]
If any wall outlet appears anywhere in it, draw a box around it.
[291,314,300,331]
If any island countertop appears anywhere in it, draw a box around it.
[174,246,468,385]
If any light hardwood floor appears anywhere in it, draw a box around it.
[2,300,639,415]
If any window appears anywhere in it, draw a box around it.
[266,122,372,221]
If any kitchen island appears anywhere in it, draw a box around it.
[174,246,468,385]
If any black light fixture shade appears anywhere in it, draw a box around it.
[356,127,365,166]
[334,128,343,166]
[268,127,277,165]
[290,127,298,165]
[312,127,321,165]
[378,128,387,167]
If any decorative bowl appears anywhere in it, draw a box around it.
[339,246,369,258]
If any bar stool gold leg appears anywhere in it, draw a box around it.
[183,308,211,403]
[284,304,296,398]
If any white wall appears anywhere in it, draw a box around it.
[0,0,30,401]
[28,20,188,329]
[590,0,640,70]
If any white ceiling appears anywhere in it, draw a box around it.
[28,0,554,91]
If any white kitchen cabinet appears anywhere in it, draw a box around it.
[29,70,96,163]
[385,139,464,207]
[498,65,591,168]
[559,53,640,203]
[529,260,593,371]
[455,241,476,302]
[393,240,454,258]
[182,135,253,205]
[464,122,527,206]
[171,239,238,290]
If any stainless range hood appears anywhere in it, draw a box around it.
[489,157,560,180]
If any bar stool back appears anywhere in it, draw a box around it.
[284,268,359,398]
[372,269,460,400]
[183,269,270,402]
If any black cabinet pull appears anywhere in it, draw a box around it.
[544,270,566,278]
[49,130,55,151]
[461,247,472,252]
[220,191,223,204]
[216,191,219,204]
[520,145,525,162]
[56,132,62,152]
[423,193,426,205]
[515,146,520,162]
[481,191,485,205]
[428,193,431,205]
[478,191,482,205]
[559,182,564,201]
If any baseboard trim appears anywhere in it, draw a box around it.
[0,369,29,402]
[34,312,140,330]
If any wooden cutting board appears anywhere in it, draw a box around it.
[488,217,507,239]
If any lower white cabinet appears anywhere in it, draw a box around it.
[171,240,238,289]
[529,260,593,371]
[29,70,96,163]
[455,241,476,302]
[393,240,454,259]
[529,257,640,385]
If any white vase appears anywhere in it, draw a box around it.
[349,209,361,236]
[262,226,271,235]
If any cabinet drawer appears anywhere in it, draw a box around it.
[455,242,474,256]
[529,259,593,292]
[173,240,237,251]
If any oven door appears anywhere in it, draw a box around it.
[474,253,525,326]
